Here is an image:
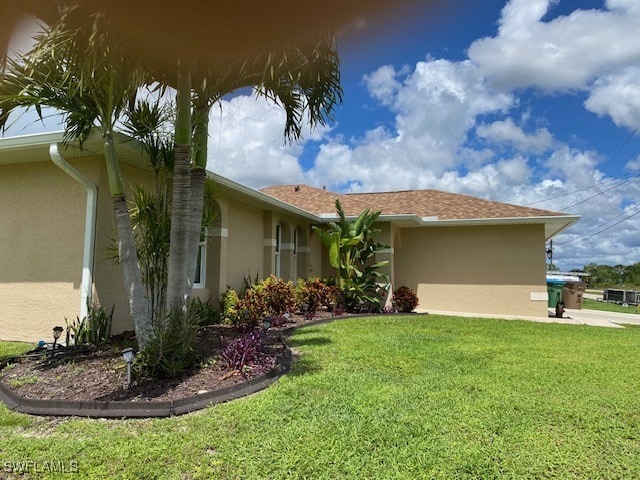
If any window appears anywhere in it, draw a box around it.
[275,223,281,278]
[293,228,298,280]
[193,242,206,288]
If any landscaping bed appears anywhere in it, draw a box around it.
[0,313,334,404]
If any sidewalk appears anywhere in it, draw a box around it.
[419,308,640,328]
[558,308,640,328]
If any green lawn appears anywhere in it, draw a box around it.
[583,297,640,314]
[2,316,640,479]
[0,341,31,359]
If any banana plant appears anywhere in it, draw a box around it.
[313,199,390,310]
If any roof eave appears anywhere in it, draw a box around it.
[313,213,580,236]
[418,215,580,239]
[207,172,320,222]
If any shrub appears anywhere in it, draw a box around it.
[221,288,240,325]
[65,303,113,346]
[219,329,274,377]
[136,305,199,379]
[261,275,297,317]
[187,297,219,326]
[236,287,269,327]
[393,286,419,313]
[295,278,336,315]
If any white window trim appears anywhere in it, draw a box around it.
[193,241,206,288]
[275,224,281,278]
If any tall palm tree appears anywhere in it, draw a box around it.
[0,5,154,347]
[165,35,343,311]
[2,2,344,343]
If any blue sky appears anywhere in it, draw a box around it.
[6,0,640,271]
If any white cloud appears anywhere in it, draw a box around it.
[468,0,640,92]
[305,58,514,192]
[584,67,640,129]
[543,147,601,190]
[207,95,323,188]
[476,118,554,154]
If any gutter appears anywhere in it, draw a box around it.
[49,144,97,320]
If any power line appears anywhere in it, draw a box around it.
[562,122,640,211]
[561,204,640,248]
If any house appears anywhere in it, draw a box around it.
[0,132,579,342]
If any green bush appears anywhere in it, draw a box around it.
[65,304,113,346]
[186,297,219,326]
[221,288,240,325]
[136,305,199,379]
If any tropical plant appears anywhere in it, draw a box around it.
[219,329,274,378]
[186,297,220,326]
[312,200,390,311]
[65,304,114,345]
[392,286,419,313]
[165,36,343,313]
[135,305,199,379]
[220,288,241,325]
[295,278,338,315]
[261,275,297,317]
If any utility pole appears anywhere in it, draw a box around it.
[546,239,553,270]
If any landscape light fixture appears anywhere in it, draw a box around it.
[52,326,63,341]
[391,300,398,313]
[51,326,64,358]
[121,347,135,389]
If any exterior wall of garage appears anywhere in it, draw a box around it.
[393,223,549,318]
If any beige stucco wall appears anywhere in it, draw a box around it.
[394,224,549,318]
[0,157,154,342]
[0,161,85,342]
[225,202,265,292]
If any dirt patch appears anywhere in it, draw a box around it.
[0,313,338,403]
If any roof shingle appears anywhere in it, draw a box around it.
[259,184,567,220]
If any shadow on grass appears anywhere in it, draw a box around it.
[287,353,322,377]
[288,336,332,347]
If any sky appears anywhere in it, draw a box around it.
[5,0,640,271]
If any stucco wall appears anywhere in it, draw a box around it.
[0,161,85,341]
[225,202,264,291]
[393,224,549,318]
[0,157,154,342]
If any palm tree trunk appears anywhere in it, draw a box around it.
[104,135,152,348]
[166,69,192,310]
[185,101,210,288]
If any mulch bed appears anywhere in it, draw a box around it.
[0,312,337,403]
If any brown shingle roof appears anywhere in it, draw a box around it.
[259,184,566,220]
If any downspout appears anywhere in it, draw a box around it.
[49,144,97,320]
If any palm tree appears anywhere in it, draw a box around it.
[165,35,343,311]
[0,5,154,347]
[1,3,343,345]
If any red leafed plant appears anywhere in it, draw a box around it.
[392,286,419,313]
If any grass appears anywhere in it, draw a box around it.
[0,341,31,359]
[1,316,640,479]
[583,297,640,314]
